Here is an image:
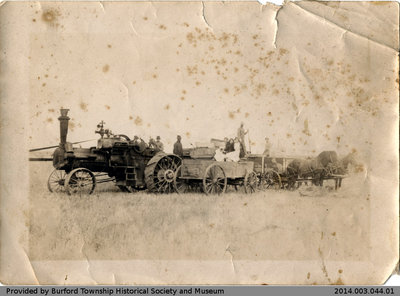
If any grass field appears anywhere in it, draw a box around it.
[28,162,370,262]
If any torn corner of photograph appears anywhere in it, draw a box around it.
[0,0,398,285]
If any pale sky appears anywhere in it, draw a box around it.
[27,2,398,158]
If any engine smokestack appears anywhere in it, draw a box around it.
[58,108,70,148]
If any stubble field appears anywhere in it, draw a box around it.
[28,162,370,262]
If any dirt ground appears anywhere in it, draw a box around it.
[28,162,370,262]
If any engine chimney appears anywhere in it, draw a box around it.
[58,108,70,149]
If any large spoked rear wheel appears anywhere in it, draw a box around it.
[145,153,182,194]
[65,168,96,195]
[203,164,227,195]
[47,169,67,193]
[244,171,258,194]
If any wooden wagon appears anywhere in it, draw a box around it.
[245,154,346,190]
[173,159,256,195]
[243,154,290,190]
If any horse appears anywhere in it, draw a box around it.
[287,151,339,188]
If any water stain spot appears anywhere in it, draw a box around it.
[41,9,60,26]
[42,83,46,87]
[332,278,344,285]
[102,65,109,73]
[80,102,88,112]
[331,232,336,236]
[129,116,133,120]
[132,81,136,85]
[228,111,235,119]
[48,109,55,112]
[107,44,112,48]
[186,132,190,137]
[159,24,167,30]
[180,97,185,101]
[46,118,53,123]
[152,74,158,79]
[143,17,148,21]
[134,116,143,126]
[104,105,110,110]
[32,19,36,22]
[164,104,170,110]
[338,269,343,274]
[279,48,288,55]
[307,272,310,279]
[69,121,75,131]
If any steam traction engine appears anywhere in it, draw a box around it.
[47,109,181,194]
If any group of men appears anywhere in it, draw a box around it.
[146,135,184,156]
[135,122,271,159]
[223,122,271,158]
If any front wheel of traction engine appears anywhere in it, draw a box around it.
[145,153,182,193]
[47,169,67,193]
[65,168,96,195]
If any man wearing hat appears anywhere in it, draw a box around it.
[155,136,164,151]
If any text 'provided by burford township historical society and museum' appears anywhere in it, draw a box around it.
[5,287,226,296]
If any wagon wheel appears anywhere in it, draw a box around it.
[244,171,258,194]
[145,153,182,193]
[65,168,96,195]
[203,164,227,195]
[47,169,67,193]
[263,170,282,190]
[173,165,190,194]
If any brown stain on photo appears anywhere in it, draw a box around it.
[41,9,60,27]
[134,116,143,126]
[102,65,110,73]
[80,102,88,112]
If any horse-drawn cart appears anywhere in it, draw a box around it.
[244,152,348,190]
[173,159,256,194]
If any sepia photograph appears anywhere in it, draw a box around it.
[0,0,398,285]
